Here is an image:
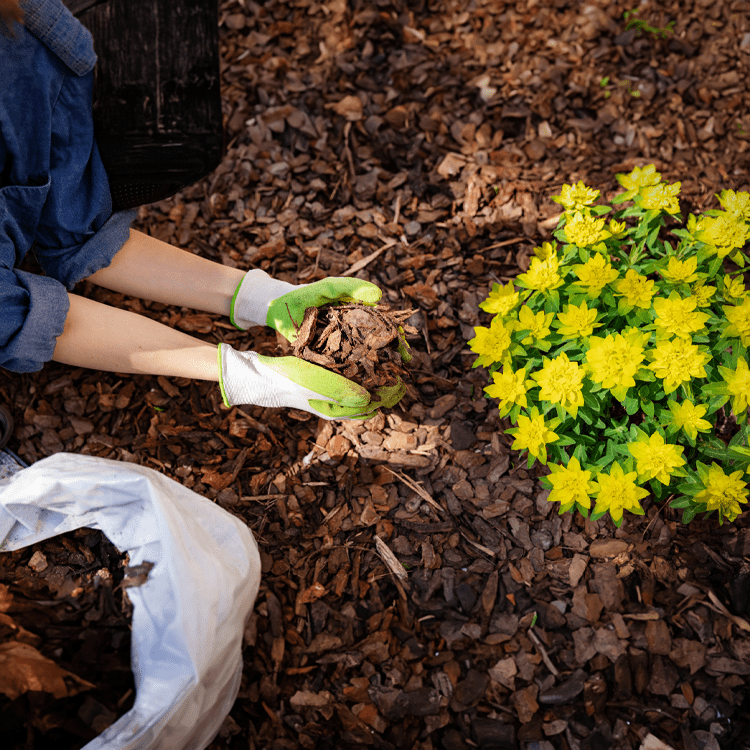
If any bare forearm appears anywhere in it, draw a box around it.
[52,294,219,381]
[86,229,246,314]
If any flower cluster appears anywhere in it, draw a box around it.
[469,167,750,526]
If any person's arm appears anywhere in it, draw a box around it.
[86,229,385,345]
[85,229,246,315]
[52,293,219,380]
[51,294,402,420]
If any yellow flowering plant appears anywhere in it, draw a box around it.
[468,166,750,526]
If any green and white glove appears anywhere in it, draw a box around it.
[218,344,406,420]
[229,269,382,342]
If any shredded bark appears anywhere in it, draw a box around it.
[292,303,416,395]
[0,530,136,749]
[1,0,750,747]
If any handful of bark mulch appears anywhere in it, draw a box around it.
[0,529,143,750]
[292,303,417,397]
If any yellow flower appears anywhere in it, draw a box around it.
[591,461,649,525]
[506,407,559,462]
[608,219,627,238]
[694,463,749,523]
[722,276,747,300]
[533,241,558,261]
[553,181,601,212]
[547,457,595,512]
[636,182,681,214]
[653,294,709,339]
[614,269,656,309]
[468,316,512,368]
[564,212,611,248]
[572,253,619,296]
[516,256,563,293]
[717,189,750,222]
[696,213,750,258]
[667,400,712,441]
[718,358,750,415]
[515,305,553,344]
[484,366,534,417]
[722,298,750,346]
[480,281,520,317]
[616,164,662,200]
[585,330,647,399]
[661,256,699,285]
[692,283,716,308]
[554,301,600,338]
[648,337,711,394]
[531,353,586,417]
[627,432,685,485]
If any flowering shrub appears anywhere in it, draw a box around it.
[469,166,750,526]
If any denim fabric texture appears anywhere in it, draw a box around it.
[0,0,135,373]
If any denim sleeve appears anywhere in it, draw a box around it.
[0,268,69,373]
[38,207,137,288]
[32,62,136,288]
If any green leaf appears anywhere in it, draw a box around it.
[649,480,667,500]
[707,256,723,277]
[675,481,702,496]
[641,398,655,418]
[624,394,640,415]
[695,445,729,461]
[617,298,634,316]
[554,435,577,447]
[669,495,693,508]
[549,445,570,464]
[546,290,561,312]
[590,508,608,523]
[583,391,601,411]
[681,506,699,524]
[594,451,616,470]
[729,426,750,447]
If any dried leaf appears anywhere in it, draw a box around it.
[0,641,95,700]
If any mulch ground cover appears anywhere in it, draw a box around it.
[0,530,136,748]
[291,303,415,394]
[1,0,750,748]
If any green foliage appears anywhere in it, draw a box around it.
[468,171,750,527]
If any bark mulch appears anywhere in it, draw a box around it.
[1,0,750,748]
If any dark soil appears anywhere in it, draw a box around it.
[1,0,750,748]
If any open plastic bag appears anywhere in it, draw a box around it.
[0,452,261,750]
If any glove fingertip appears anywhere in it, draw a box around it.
[342,389,372,409]
[355,286,383,304]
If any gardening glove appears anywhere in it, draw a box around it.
[218,344,406,420]
[229,269,382,343]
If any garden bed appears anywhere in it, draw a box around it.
[1,0,749,747]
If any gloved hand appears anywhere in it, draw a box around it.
[230,269,382,342]
[218,344,406,420]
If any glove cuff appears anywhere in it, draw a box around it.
[230,269,297,330]
[218,344,264,407]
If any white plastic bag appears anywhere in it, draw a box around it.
[0,452,261,750]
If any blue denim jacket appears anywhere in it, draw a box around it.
[1,0,135,373]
